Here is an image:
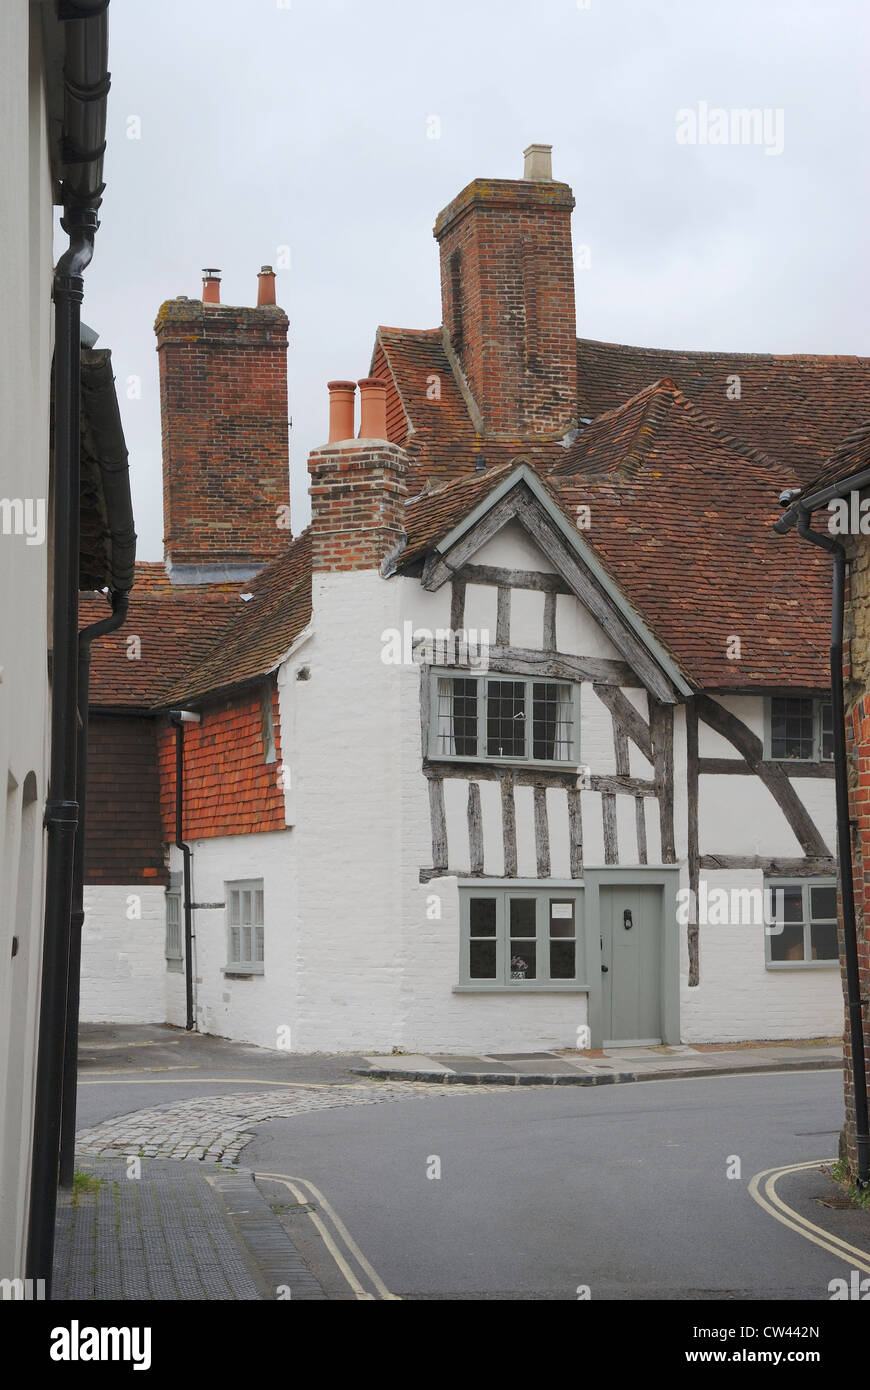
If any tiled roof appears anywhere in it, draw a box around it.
[550,382,831,688]
[374,327,565,490]
[377,327,870,491]
[88,323,862,708]
[402,461,520,566]
[787,418,870,502]
[81,574,242,708]
[158,530,312,707]
[576,339,870,483]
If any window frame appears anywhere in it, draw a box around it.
[428,667,582,769]
[458,885,586,990]
[165,872,183,972]
[764,876,839,970]
[225,878,265,976]
[765,695,833,763]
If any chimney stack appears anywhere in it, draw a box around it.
[155,268,290,581]
[328,381,356,442]
[202,268,221,304]
[257,265,276,306]
[309,377,407,573]
[434,146,577,438]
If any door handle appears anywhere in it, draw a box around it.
[601,964,609,973]
[624,909,633,931]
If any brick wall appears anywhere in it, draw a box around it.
[156,685,285,841]
[308,439,408,572]
[841,528,870,1174]
[155,297,290,570]
[85,716,167,885]
[434,177,577,438]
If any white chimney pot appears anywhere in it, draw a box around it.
[523,144,553,181]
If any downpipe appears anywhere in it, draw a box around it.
[59,591,129,1189]
[796,512,870,1188]
[26,207,98,1289]
[169,712,198,1031]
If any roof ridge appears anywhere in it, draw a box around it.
[550,378,680,481]
[555,377,789,486]
[665,384,786,475]
[577,336,870,366]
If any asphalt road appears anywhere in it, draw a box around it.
[73,1026,868,1301]
[242,1070,854,1300]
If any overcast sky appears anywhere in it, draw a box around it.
[73,0,870,562]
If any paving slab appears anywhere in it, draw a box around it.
[351,1040,843,1086]
[53,1155,325,1301]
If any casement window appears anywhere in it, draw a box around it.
[226,880,265,974]
[165,874,183,971]
[459,888,585,988]
[431,671,579,765]
[767,696,833,761]
[764,878,838,968]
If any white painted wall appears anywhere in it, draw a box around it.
[165,829,297,1049]
[0,1,57,1280]
[80,886,167,1023]
[679,869,843,1041]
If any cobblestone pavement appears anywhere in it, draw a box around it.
[75,1080,514,1163]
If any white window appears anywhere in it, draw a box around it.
[765,878,838,968]
[768,696,833,761]
[459,888,585,988]
[226,880,265,974]
[431,671,579,765]
[165,876,182,971]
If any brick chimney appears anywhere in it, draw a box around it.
[434,145,577,439]
[155,268,290,581]
[308,379,407,573]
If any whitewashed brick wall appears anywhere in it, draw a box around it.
[80,885,166,1023]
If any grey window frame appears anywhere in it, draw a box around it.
[428,668,581,768]
[225,878,265,975]
[765,695,833,762]
[764,876,839,970]
[165,872,183,971]
[261,685,277,764]
[458,885,586,989]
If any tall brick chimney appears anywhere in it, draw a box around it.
[155,269,290,582]
[308,379,407,573]
[434,145,577,439]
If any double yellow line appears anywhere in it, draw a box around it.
[257,1170,400,1300]
[748,1159,870,1274]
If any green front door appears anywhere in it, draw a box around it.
[600,885,663,1045]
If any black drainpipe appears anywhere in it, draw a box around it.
[59,590,129,1189]
[169,712,197,1031]
[26,206,98,1290]
[792,511,869,1188]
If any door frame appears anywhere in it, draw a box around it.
[583,867,680,1048]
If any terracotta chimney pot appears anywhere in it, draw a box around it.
[202,268,221,304]
[327,381,357,443]
[257,265,276,306]
[358,377,388,441]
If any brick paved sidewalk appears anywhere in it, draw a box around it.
[53,1156,324,1301]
